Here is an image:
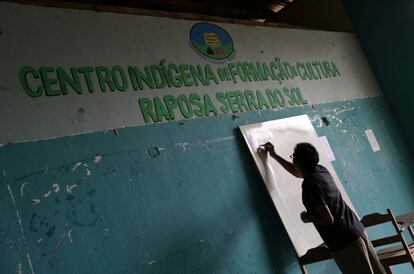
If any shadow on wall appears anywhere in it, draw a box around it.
[234,128,299,272]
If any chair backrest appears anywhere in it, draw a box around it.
[361,211,393,227]
[361,209,412,257]
[396,211,414,243]
[361,209,403,248]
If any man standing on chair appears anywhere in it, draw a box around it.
[262,142,385,274]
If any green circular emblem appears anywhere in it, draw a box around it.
[190,22,234,61]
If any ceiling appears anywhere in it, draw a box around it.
[11,0,353,32]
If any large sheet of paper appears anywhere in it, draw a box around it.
[239,115,358,257]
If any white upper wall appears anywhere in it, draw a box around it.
[0,2,381,144]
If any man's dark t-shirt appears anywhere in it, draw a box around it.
[302,165,364,252]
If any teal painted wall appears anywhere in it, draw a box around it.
[1,96,414,273]
[342,0,414,153]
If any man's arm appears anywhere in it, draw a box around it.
[302,205,334,225]
[263,142,303,178]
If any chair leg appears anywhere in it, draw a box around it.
[298,262,308,274]
[384,265,393,274]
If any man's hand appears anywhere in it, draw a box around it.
[258,142,303,178]
[263,142,276,156]
[301,206,334,225]
[300,211,312,223]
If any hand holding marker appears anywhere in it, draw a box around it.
[257,142,275,154]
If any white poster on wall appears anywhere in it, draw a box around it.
[365,129,381,152]
[318,136,336,161]
[239,115,358,257]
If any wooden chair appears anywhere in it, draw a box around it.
[297,244,332,273]
[361,209,414,273]
[396,211,414,245]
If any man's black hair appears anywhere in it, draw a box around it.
[293,143,319,170]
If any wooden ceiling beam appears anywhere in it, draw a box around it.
[4,0,314,29]
[81,0,273,20]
